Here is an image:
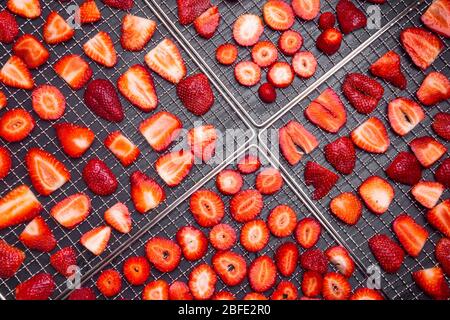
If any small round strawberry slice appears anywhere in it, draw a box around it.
[263,0,295,31]
[213,291,235,300]
[268,205,297,237]
[292,51,317,78]
[145,237,181,273]
[230,189,263,222]
[292,0,321,21]
[176,226,208,261]
[96,269,121,298]
[233,14,264,47]
[279,30,303,56]
[275,242,299,277]
[322,272,351,300]
[216,43,238,65]
[234,61,261,87]
[252,41,278,67]
[216,169,243,195]
[0,108,35,142]
[267,62,294,88]
[188,264,217,300]
[169,281,193,300]
[0,146,12,179]
[123,256,150,286]
[295,218,322,249]
[212,251,247,286]
[190,190,225,227]
[330,192,362,225]
[143,280,169,300]
[350,288,384,300]
[301,270,323,297]
[256,167,283,195]
[237,155,261,174]
[209,224,237,251]
[248,255,277,293]
[271,281,298,300]
[240,220,270,252]
[243,292,268,300]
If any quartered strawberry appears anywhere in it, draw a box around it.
[295,217,321,249]
[143,280,169,300]
[400,27,443,70]
[252,41,278,67]
[216,43,238,65]
[268,205,297,238]
[230,189,263,222]
[0,10,18,44]
[301,271,323,297]
[330,192,362,225]
[432,112,450,141]
[0,56,34,90]
[104,131,140,167]
[263,0,294,31]
[243,292,268,300]
[279,120,318,166]
[26,148,70,196]
[209,224,236,251]
[123,256,150,286]
[318,12,336,30]
[248,256,277,293]
[54,123,94,159]
[43,12,74,45]
[292,51,317,78]
[82,159,117,196]
[80,226,111,256]
[96,269,121,298]
[190,189,225,227]
[233,14,264,47]
[145,38,186,84]
[194,6,220,39]
[316,28,342,55]
[350,288,384,300]
[187,125,217,161]
[416,72,450,106]
[292,0,320,20]
[413,267,450,300]
[351,117,390,154]
[300,249,328,274]
[19,216,56,252]
[359,176,394,215]
[176,226,208,261]
[322,272,351,300]
[15,273,55,301]
[216,169,243,195]
[50,193,91,229]
[54,55,92,90]
[121,14,156,51]
[410,136,446,168]
[0,186,40,230]
[369,234,404,273]
[140,111,182,152]
[324,137,356,175]
[386,152,422,186]
[240,219,270,252]
[304,161,339,200]
[421,0,450,38]
[275,242,299,277]
[0,91,6,110]
[235,61,261,87]
[130,171,165,214]
[237,155,261,174]
[7,0,41,19]
[50,247,77,277]
[83,31,117,68]
[0,108,35,143]
[67,288,96,301]
[177,73,215,116]
[188,264,217,300]
[78,0,101,24]
[325,246,355,278]
[279,30,303,56]
[256,167,283,195]
[369,51,407,89]
[145,237,181,272]
[212,251,247,286]
[84,79,124,122]
[0,240,25,279]
[156,150,194,187]
[271,281,298,300]
[104,202,132,234]
[435,158,450,188]
[177,0,211,25]
[412,181,444,209]
[336,0,367,34]
[213,291,235,300]
[388,98,424,136]
[0,146,12,180]
[267,62,294,88]
[31,85,65,120]
[393,214,428,258]
[305,88,347,133]
[427,200,450,238]
[13,34,49,69]
[169,281,193,300]
[436,238,450,276]
[342,73,384,114]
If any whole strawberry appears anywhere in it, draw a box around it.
[435,238,450,276]
[177,73,215,116]
[0,10,19,44]
[386,152,422,186]
[15,273,55,300]
[84,79,124,122]
[336,0,367,34]
[300,249,328,274]
[82,159,118,196]
[369,234,404,274]
[324,137,356,175]
[103,0,134,10]
[432,113,450,141]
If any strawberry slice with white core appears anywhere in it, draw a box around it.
[187,125,217,162]
[50,193,91,229]
[411,181,444,209]
[0,56,34,90]
[234,61,261,87]
[233,14,264,47]
[104,203,132,234]
[83,31,117,68]
[80,226,111,256]
[156,150,195,187]
[139,111,182,152]
[388,98,425,136]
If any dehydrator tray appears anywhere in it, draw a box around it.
[0,0,253,300]
[260,1,449,300]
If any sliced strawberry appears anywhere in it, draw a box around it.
[145,38,186,84]
[292,51,317,78]
[316,28,343,55]
[194,6,220,39]
[103,0,134,10]
[413,267,450,300]
[410,136,446,168]
[143,280,169,300]
[54,55,92,90]
[216,43,238,65]
[412,181,444,209]
[213,291,235,300]
[267,62,294,88]
[0,146,12,179]
[386,152,422,186]
[216,169,243,195]
[400,27,443,70]
[252,41,278,67]
[243,292,268,300]
[104,202,131,234]
[67,288,96,301]
[351,117,390,154]
[31,85,65,121]
[0,90,6,110]
[50,247,77,277]
[325,246,355,278]
[436,238,450,276]
[268,205,297,237]
[83,31,117,68]
[292,0,320,21]
[104,131,140,167]
[7,0,41,19]
[295,217,321,249]
[324,136,356,175]
[212,251,247,286]
[78,0,101,24]
[0,239,25,279]
[421,0,450,38]
[50,193,91,229]
[304,161,339,200]
[188,264,217,300]
[350,288,384,300]
[387,97,424,136]
[15,273,55,301]
[25,148,70,196]
[80,226,111,256]
[209,224,236,251]
[155,150,194,187]
[187,125,217,162]
[263,0,294,31]
[275,242,299,277]
[19,216,56,253]
[234,61,261,87]
[176,226,208,261]
[0,56,34,90]
[359,176,394,215]
[330,192,362,225]
[121,14,156,51]
[123,256,150,286]
[230,189,263,222]
[322,272,351,300]
[0,108,35,142]
[279,30,303,56]
[279,120,318,166]
[435,158,450,188]
[393,214,428,258]
[271,281,298,300]
[43,12,74,45]
[54,123,94,159]
[427,200,450,238]
[240,220,270,252]
[301,271,323,297]
[177,73,215,116]
[416,72,450,106]
[432,112,450,141]
[130,171,165,214]
[368,234,405,273]
[13,34,49,69]
[139,111,182,152]
[233,14,264,47]
[190,189,225,227]
[177,0,211,25]
[237,155,261,174]
[256,167,283,195]
[169,281,193,300]
[145,237,181,273]
[96,269,121,298]
[369,51,407,89]
[305,88,347,133]
[248,256,277,293]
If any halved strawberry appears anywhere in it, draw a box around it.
[0,108,35,142]
[268,205,297,237]
[0,146,12,179]
[248,256,277,293]
[413,267,450,300]
[145,237,181,272]
[190,189,225,227]
[54,123,94,159]
[393,214,428,258]
[121,14,156,51]
[427,200,450,238]
[0,239,25,279]
[410,136,447,168]
[386,152,422,186]
[0,186,41,230]
[350,288,384,300]
[212,251,247,286]
[230,189,263,222]
[216,43,238,65]
[216,169,243,195]
[13,34,49,69]
[271,281,298,300]
[279,30,303,56]
[187,125,217,162]
[130,171,165,214]
[155,150,194,187]
[305,88,347,133]
[0,56,34,90]
[96,269,121,298]
[324,136,356,175]
[292,51,317,78]
[421,0,450,38]
[330,193,362,225]
[104,131,140,167]
[145,38,186,84]
[295,217,321,249]
[43,12,74,45]
[325,246,355,278]
[400,27,443,70]
[54,55,92,90]
[19,216,56,253]
[263,0,294,31]
[275,242,299,277]
[176,226,208,261]
[169,281,193,300]
[0,91,6,110]
[50,193,91,229]
[359,176,394,215]
[104,202,132,234]
[240,220,270,252]
[188,264,217,300]
[252,41,278,67]
[80,226,111,256]
[304,162,339,200]
[50,247,77,277]
[351,117,390,154]
[267,62,294,88]
[143,280,169,300]
[412,181,444,209]
[209,224,236,251]
[78,0,101,24]
[177,0,211,25]
[432,112,450,141]
[292,0,320,21]
[25,148,70,196]
[83,31,117,68]
[369,51,407,89]
[322,272,351,300]
[279,120,318,166]
[31,85,65,121]
[233,14,264,47]
[123,256,150,286]
[416,72,450,106]
[237,155,261,174]
[256,167,283,195]
[234,61,261,87]
[139,111,182,152]
[7,0,41,19]
[194,6,220,39]
[301,271,322,297]
[388,97,424,136]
